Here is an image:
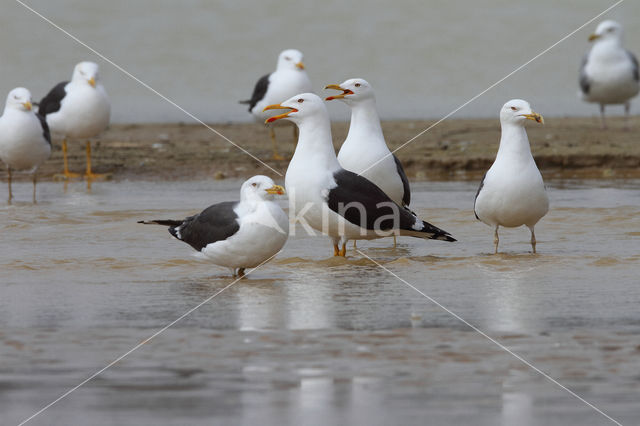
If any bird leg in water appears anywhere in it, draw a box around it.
[32,172,37,204]
[237,268,245,277]
[493,225,500,254]
[339,243,346,257]
[85,141,108,180]
[625,102,631,131]
[270,128,285,161]
[333,244,340,257]
[530,227,537,254]
[7,166,12,204]
[353,240,357,249]
[599,104,607,130]
[60,138,80,179]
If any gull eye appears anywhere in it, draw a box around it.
[297,98,304,103]
[251,182,257,187]
[285,56,291,61]
[607,27,614,33]
[13,95,19,100]
[355,83,361,87]
[510,106,517,111]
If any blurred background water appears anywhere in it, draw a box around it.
[1,0,639,123]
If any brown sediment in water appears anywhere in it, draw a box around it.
[11,115,640,182]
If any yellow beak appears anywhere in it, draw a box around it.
[295,62,305,70]
[588,33,600,42]
[520,111,544,124]
[22,101,32,111]
[324,84,353,101]
[265,184,285,195]
[88,77,96,87]
[263,104,298,123]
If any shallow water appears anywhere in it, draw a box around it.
[1,179,639,425]
[2,1,640,123]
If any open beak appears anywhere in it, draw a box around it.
[88,77,96,88]
[22,101,32,111]
[324,84,353,101]
[588,33,601,42]
[295,62,305,70]
[520,111,544,124]
[263,104,297,123]
[265,184,285,195]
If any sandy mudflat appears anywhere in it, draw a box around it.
[18,115,640,181]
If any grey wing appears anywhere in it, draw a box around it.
[36,113,51,146]
[474,172,486,220]
[172,201,240,251]
[241,73,271,112]
[392,154,411,207]
[38,81,68,116]
[579,53,591,95]
[626,50,639,82]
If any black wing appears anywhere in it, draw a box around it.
[392,154,411,207]
[240,73,270,112]
[627,50,639,82]
[38,81,68,116]
[327,169,455,241]
[36,113,51,146]
[139,201,240,251]
[474,172,486,220]
[579,53,590,95]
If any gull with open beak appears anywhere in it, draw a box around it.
[38,61,110,180]
[474,99,548,254]
[240,49,312,160]
[264,93,455,257]
[579,20,639,129]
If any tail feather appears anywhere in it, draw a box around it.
[238,99,251,105]
[138,219,183,227]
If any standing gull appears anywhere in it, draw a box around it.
[474,100,548,254]
[264,93,455,257]
[139,175,288,277]
[0,88,51,203]
[240,49,312,160]
[579,20,639,129]
[38,61,111,179]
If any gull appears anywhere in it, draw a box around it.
[264,93,455,257]
[0,88,51,203]
[579,20,639,129]
[240,49,312,160]
[474,99,548,254]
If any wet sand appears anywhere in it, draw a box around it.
[12,115,640,183]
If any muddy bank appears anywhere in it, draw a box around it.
[16,115,640,181]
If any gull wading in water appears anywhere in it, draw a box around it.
[139,175,289,277]
[38,61,111,179]
[240,49,312,160]
[325,78,411,248]
[264,93,455,257]
[474,99,548,254]
[0,88,51,203]
[579,20,639,129]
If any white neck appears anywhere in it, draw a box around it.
[290,113,340,172]
[344,98,385,146]
[496,122,533,161]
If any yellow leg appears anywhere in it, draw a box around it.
[333,244,340,257]
[339,243,346,257]
[7,166,12,204]
[85,141,107,180]
[270,128,285,161]
[60,138,81,179]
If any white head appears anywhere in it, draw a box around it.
[262,93,328,126]
[71,61,101,87]
[240,175,285,202]
[589,20,624,44]
[4,87,33,112]
[276,49,305,71]
[500,99,544,126]
[325,78,375,105]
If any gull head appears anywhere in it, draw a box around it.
[277,49,305,71]
[263,93,327,125]
[241,175,285,202]
[72,61,101,88]
[5,87,33,112]
[324,78,375,104]
[500,99,544,126]
[589,20,623,43]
